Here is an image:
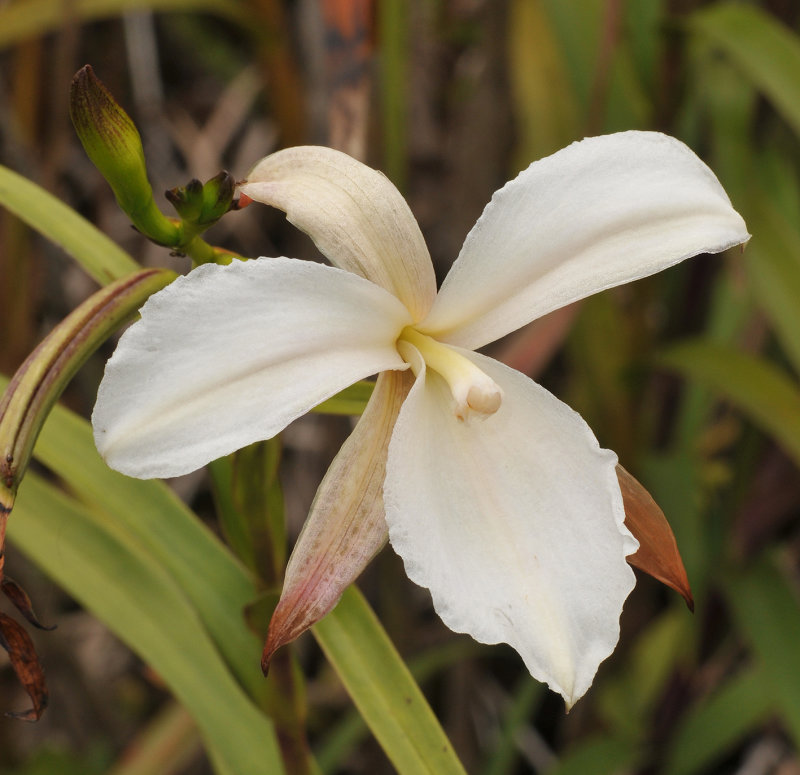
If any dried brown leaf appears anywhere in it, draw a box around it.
[2,578,56,631]
[0,612,48,721]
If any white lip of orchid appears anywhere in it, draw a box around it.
[396,326,503,421]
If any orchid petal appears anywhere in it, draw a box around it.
[262,369,412,669]
[421,131,750,349]
[384,349,637,706]
[241,146,437,322]
[92,258,411,478]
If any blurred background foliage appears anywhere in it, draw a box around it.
[1,0,800,773]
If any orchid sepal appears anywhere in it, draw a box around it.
[262,370,411,672]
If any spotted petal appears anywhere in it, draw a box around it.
[384,349,636,706]
[241,146,437,322]
[421,131,750,349]
[93,258,411,478]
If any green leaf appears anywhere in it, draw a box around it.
[664,666,772,775]
[546,736,638,775]
[480,677,543,775]
[0,0,247,50]
[5,377,463,771]
[508,0,579,169]
[659,341,800,468]
[0,374,270,706]
[107,702,201,775]
[313,586,468,775]
[744,195,800,377]
[689,3,800,142]
[315,640,480,774]
[9,473,285,775]
[208,438,286,584]
[597,608,693,737]
[378,0,408,188]
[538,0,649,133]
[0,269,177,513]
[725,557,800,749]
[0,164,139,284]
[312,380,375,415]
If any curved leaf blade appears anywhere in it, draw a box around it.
[313,586,468,775]
[690,3,800,142]
[10,473,285,774]
[0,164,139,284]
[659,341,800,468]
[0,0,247,50]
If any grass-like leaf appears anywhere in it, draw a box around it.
[0,373,271,705]
[690,2,800,141]
[744,196,800,377]
[3,376,465,771]
[0,0,247,50]
[664,666,772,775]
[725,557,800,750]
[313,586,468,775]
[546,736,637,775]
[10,473,285,775]
[0,164,139,284]
[312,380,375,415]
[659,341,800,468]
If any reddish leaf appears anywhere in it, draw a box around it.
[2,578,56,631]
[618,465,694,611]
[0,612,48,721]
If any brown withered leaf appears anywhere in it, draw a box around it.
[618,465,694,611]
[0,613,48,721]
[2,579,57,631]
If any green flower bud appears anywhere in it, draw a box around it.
[70,65,179,246]
[165,178,205,223]
[166,171,236,229]
[200,171,236,225]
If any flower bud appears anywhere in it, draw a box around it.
[166,171,236,229]
[165,178,204,223]
[200,171,236,224]
[70,65,179,246]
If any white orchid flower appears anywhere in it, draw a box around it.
[92,131,748,707]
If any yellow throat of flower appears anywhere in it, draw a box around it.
[397,327,503,421]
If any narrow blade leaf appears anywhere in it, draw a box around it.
[690,3,800,142]
[10,473,286,773]
[0,0,247,50]
[313,586,468,775]
[659,341,800,468]
[665,666,773,775]
[0,268,176,513]
[0,164,139,283]
[725,558,800,750]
